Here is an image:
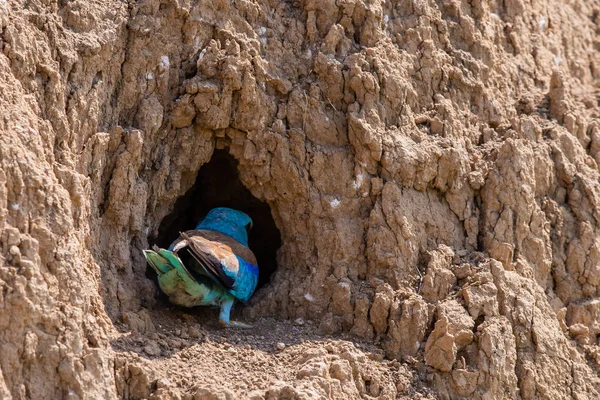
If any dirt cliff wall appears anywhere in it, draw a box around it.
[2,0,600,398]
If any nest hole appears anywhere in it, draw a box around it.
[149,150,281,291]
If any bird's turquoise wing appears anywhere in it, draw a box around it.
[143,248,224,307]
[143,249,172,274]
[156,248,197,282]
[143,248,196,282]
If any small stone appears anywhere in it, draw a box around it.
[156,378,171,389]
[569,323,589,338]
[276,342,286,351]
[167,338,184,348]
[397,380,407,393]
[65,390,79,400]
[188,326,202,339]
[144,342,161,356]
[9,245,20,256]
[294,318,305,326]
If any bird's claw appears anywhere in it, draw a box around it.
[219,319,253,329]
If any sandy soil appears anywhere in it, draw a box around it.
[2,0,600,398]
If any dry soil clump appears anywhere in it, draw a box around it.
[2,0,600,398]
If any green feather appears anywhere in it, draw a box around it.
[142,250,171,274]
[156,248,197,283]
[144,248,218,306]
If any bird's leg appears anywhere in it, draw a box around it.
[219,296,252,329]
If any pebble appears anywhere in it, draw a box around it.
[276,342,286,351]
[188,326,203,339]
[9,245,20,256]
[294,318,305,326]
[143,343,161,356]
[156,378,171,389]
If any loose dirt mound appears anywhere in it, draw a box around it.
[2,0,600,398]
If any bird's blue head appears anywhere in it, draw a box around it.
[196,207,253,246]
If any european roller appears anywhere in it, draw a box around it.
[143,207,258,328]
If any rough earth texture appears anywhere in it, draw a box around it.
[2,0,600,398]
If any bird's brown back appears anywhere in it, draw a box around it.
[177,229,257,265]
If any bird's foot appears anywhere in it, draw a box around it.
[219,318,253,329]
[218,297,252,328]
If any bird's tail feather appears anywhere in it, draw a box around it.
[156,248,197,283]
[143,250,172,274]
[143,247,198,285]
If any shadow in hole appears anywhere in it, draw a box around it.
[147,149,281,295]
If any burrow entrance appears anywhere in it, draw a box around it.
[149,149,281,291]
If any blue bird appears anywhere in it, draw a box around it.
[143,207,258,328]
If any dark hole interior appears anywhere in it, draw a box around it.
[148,149,281,291]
